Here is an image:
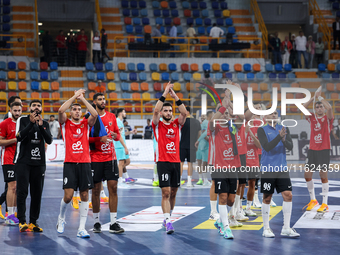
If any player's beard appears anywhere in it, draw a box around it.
[97,104,105,110]
[163,115,171,121]
[30,109,42,115]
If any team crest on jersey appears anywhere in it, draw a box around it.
[109,122,112,126]
[173,124,177,128]
[81,124,84,128]
[321,118,324,122]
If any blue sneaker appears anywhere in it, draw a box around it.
[223,227,234,239]
[77,229,90,238]
[166,222,174,234]
[5,214,19,225]
[125,177,137,184]
[214,220,220,230]
[162,220,166,228]
[219,224,225,236]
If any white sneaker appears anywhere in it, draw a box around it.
[77,229,90,238]
[270,198,277,207]
[229,216,243,228]
[235,212,249,222]
[262,228,275,238]
[186,182,194,188]
[253,193,262,208]
[209,212,220,221]
[281,228,300,237]
[203,181,211,186]
[56,216,66,234]
[118,182,129,189]
[244,209,257,217]
[239,207,246,216]
[103,181,107,187]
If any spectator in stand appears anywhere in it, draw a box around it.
[100,28,111,62]
[281,36,292,66]
[67,33,77,66]
[94,81,106,94]
[334,119,340,140]
[290,34,298,68]
[49,115,60,139]
[186,23,197,58]
[315,37,324,66]
[144,119,152,139]
[306,36,315,68]
[151,25,162,57]
[169,22,177,57]
[56,30,66,66]
[77,29,88,67]
[332,16,340,50]
[296,31,308,68]
[92,31,101,64]
[269,32,282,65]
[123,120,132,140]
[42,31,53,64]
[209,23,224,57]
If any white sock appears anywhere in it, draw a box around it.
[246,200,252,210]
[110,212,117,224]
[210,200,217,214]
[282,201,292,229]
[14,207,17,213]
[78,201,89,230]
[262,203,270,229]
[170,210,173,216]
[203,177,208,183]
[188,176,192,184]
[254,190,260,202]
[229,205,236,217]
[235,195,241,214]
[218,204,229,228]
[198,173,202,180]
[164,213,171,224]
[154,173,158,182]
[100,190,106,198]
[118,177,123,183]
[93,212,100,224]
[59,198,69,219]
[306,180,316,200]
[322,182,329,205]
[8,207,14,215]
[123,172,129,179]
[74,191,79,197]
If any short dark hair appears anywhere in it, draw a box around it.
[10,102,22,108]
[147,119,150,122]
[93,93,104,101]
[101,28,105,32]
[115,108,125,117]
[59,30,63,33]
[81,29,85,31]
[161,102,172,110]
[50,115,55,118]
[70,103,81,110]
[315,101,323,106]
[29,100,42,107]
[207,111,213,117]
[185,106,191,113]
[213,23,216,27]
[8,96,21,107]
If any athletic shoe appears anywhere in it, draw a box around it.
[118,182,129,188]
[93,222,101,233]
[181,180,185,185]
[196,179,203,185]
[109,222,125,234]
[5,212,8,218]
[28,223,43,232]
[209,212,220,221]
[281,228,300,237]
[89,202,93,210]
[203,181,211,186]
[303,199,319,211]
[57,216,66,234]
[162,220,166,228]
[72,197,79,209]
[166,222,174,234]
[0,205,5,219]
[317,203,329,213]
[244,209,257,217]
[270,198,277,207]
[223,227,234,239]
[77,229,90,238]
[19,223,29,232]
[235,212,249,222]
[103,181,107,187]
[229,216,242,228]
[263,228,275,238]
[253,193,262,208]
[186,183,194,188]
[152,180,159,187]
[100,197,109,204]
[5,214,19,225]
[125,177,137,184]
[241,197,246,202]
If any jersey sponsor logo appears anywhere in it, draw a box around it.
[167,129,174,135]
[236,133,242,144]
[247,149,255,158]
[166,142,176,151]
[223,148,234,158]
[314,134,322,143]
[73,128,84,138]
[31,147,41,157]
[101,142,111,151]
[314,122,321,132]
[64,177,68,185]
[72,141,83,151]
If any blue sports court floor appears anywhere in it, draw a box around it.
[1,162,340,255]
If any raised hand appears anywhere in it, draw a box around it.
[279,127,287,138]
[169,88,177,99]
[222,96,229,108]
[110,131,118,139]
[37,115,43,126]
[74,89,86,98]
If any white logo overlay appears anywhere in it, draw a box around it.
[64,177,68,185]
[31,147,41,157]
[72,141,83,151]
[314,134,322,143]
[166,142,176,151]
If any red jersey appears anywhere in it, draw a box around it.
[0,118,17,165]
[77,34,88,51]
[236,125,247,155]
[250,118,263,154]
[56,35,66,48]
[245,131,259,167]
[207,123,215,166]
[90,112,121,162]
[214,124,241,169]
[306,113,333,150]
[61,118,90,163]
[152,119,181,163]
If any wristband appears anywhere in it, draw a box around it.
[159,96,166,102]
[218,106,226,114]
[318,96,324,101]
[176,99,183,106]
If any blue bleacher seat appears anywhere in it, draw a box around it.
[131,9,139,17]
[8,61,16,70]
[237,73,245,81]
[50,62,58,70]
[126,25,134,33]
[163,9,170,17]
[0,71,6,80]
[269,73,277,80]
[105,62,113,71]
[337,64,340,72]
[156,17,163,25]
[123,9,130,17]
[122,1,128,8]
[204,18,211,26]
[139,1,146,8]
[203,63,211,71]
[155,92,163,98]
[133,18,141,25]
[202,9,209,17]
[193,10,200,17]
[51,71,58,80]
[136,35,144,43]
[86,62,94,70]
[318,63,326,72]
[284,64,292,72]
[171,10,179,17]
[187,18,194,25]
[225,18,233,26]
[178,35,185,43]
[221,63,229,71]
[97,72,105,80]
[165,18,172,26]
[135,26,143,34]
[278,73,286,79]
[228,27,235,34]
[191,2,198,9]
[152,1,160,8]
[265,63,273,72]
[281,83,290,88]
[196,18,203,26]
[200,2,207,9]
[154,9,161,17]
[127,63,135,71]
[130,1,137,8]
[215,73,222,80]
[139,72,147,81]
[275,64,283,72]
[87,72,95,80]
[201,46,209,51]
[40,71,48,80]
[220,2,228,9]
[177,26,183,34]
[30,62,39,70]
[244,64,251,72]
[120,72,128,81]
[137,63,145,71]
[150,63,157,71]
[169,63,177,71]
[225,73,232,79]
[333,2,340,10]
[130,72,137,81]
[166,26,172,34]
[171,72,179,81]
[122,92,131,99]
[322,73,331,80]
[142,18,149,25]
[332,72,339,79]
[0,61,6,70]
[255,72,264,80]
[221,27,227,35]
[216,18,224,26]
[287,73,296,80]
[214,10,222,17]
[247,73,255,80]
[141,9,148,17]
[162,72,170,80]
[182,1,190,9]
[337,11,340,17]
[207,26,212,34]
[169,1,177,9]
[121,82,130,91]
[183,72,192,81]
[233,39,239,43]
[95,62,103,71]
[31,81,39,90]
[212,2,219,9]
[3,15,10,23]
[198,27,205,34]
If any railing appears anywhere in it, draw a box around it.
[309,0,331,60]
[95,0,102,32]
[34,0,39,57]
[113,36,263,58]
[250,0,268,58]
[0,34,27,55]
